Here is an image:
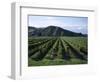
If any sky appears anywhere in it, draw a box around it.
[28,15,88,34]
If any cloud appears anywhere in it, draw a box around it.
[29,17,67,27]
[28,16,88,34]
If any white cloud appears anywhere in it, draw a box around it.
[29,18,67,27]
[28,16,88,34]
[46,17,55,20]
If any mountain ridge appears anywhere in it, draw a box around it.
[28,25,87,37]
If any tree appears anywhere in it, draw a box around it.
[61,31,64,36]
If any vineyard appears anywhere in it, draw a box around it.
[28,37,88,66]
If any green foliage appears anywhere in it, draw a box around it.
[28,37,88,66]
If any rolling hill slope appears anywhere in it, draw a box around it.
[28,26,86,37]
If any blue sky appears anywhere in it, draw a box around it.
[28,15,88,34]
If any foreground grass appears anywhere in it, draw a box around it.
[28,36,87,66]
[28,58,87,66]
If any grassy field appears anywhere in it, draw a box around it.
[28,37,88,66]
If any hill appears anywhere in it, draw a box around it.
[28,26,86,37]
